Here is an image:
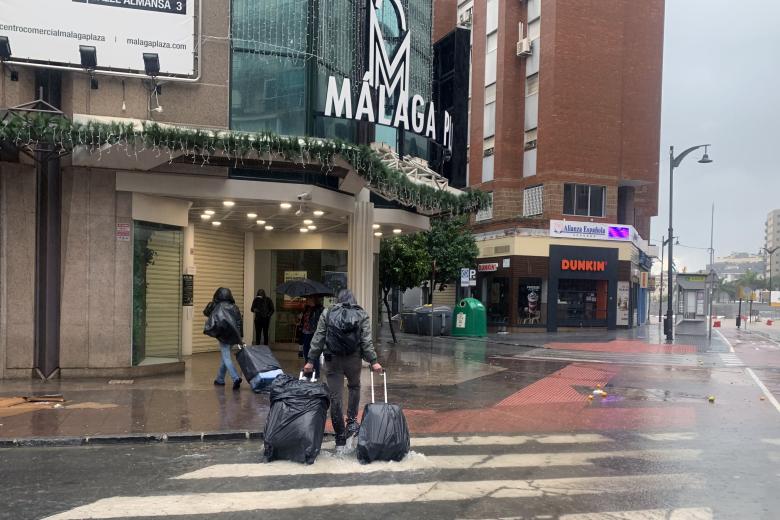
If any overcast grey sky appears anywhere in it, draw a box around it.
[653,0,780,272]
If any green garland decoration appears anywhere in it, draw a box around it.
[0,113,491,215]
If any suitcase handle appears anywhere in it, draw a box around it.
[299,370,317,383]
[369,370,387,404]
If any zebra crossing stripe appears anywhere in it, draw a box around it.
[559,507,713,519]
[174,448,700,479]
[762,438,780,446]
[410,433,612,446]
[43,473,705,520]
[637,432,697,441]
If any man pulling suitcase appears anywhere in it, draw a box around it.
[303,289,382,447]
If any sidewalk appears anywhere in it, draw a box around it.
[0,324,732,444]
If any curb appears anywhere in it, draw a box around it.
[0,430,266,449]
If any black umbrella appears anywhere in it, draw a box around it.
[276,278,334,298]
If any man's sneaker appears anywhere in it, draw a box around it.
[213,380,225,386]
[232,378,242,390]
[346,419,360,439]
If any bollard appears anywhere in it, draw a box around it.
[713,320,721,328]
[768,319,774,326]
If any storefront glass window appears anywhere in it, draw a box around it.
[231,0,309,135]
[482,276,509,325]
[518,278,545,326]
[556,279,608,326]
[132,222,183,366]
[272,250,348,343]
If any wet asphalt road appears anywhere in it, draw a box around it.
[2,427,779,520]
[3,325,780,519]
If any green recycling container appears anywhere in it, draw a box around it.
[451,298,488,337]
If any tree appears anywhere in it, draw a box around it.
[378,233,431,342]
[425,216,479,297]
[737,269,766,293]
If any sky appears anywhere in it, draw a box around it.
[654,0,780,272]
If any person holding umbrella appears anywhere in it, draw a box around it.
[298,296,324,378]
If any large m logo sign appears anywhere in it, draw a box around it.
[364,0,411,97]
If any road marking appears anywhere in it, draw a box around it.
[714,328,735,353]
[411,433,613,446]
[637,432,697,441]
[762,438,780,446]
[44,474,704,519]
[560,507,713,519]
[746,367,780,415]
[174,449,700,479]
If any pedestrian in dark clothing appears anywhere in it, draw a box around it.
[203,287,243,390]
[304,289,382,446]
[251,289,275,345]
[299,297,324,379]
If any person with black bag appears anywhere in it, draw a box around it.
[203,287,244,390]
[303,289,382,447]
[250,289,274,345]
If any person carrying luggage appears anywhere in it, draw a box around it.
[203,287,244,390]
[251,289,274,345]
[304,289,382,447]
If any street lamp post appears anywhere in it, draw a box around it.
[760,246,780,294]
[666,144,713,342]
[658,235,678,324]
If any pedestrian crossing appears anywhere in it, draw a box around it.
[44,432,717,520]
[512,348,745,368]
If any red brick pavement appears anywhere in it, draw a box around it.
[545,340,697,355]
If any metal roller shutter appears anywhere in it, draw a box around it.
[192,225,245,353]
[144,229,183,359]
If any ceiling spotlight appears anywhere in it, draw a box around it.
[280,202,292,210]
[204,210,215,215]
[313,210,325,217]
[307,225,317,230]
[200,214,211,220]
[223,201,235,207]
[372,224,381,230]
[264,225,274,231]
[393,228,402,234]
[374,231,383,237]
[247,212,257,219]
[303,219,313,225]
[256,220,266,225]
[300,228,309,233]
[212,221,222,227]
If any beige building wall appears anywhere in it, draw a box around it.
[0,162,37,379]
[59,168,133,373]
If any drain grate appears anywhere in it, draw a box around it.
[108,379,135,385]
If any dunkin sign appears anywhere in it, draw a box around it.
[561,259,607,272]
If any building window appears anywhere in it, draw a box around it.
[484,101,496,138]
[563,184,606,217]
[526,74,539,96]
[482,152,495,182]
[486,0,499,34]
[523,185,543,216]
[476,192,493,221]
[524,128,537,150]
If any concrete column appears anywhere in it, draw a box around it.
[348,190,375,318]
[181,224,195,356]
[243,231,255,345]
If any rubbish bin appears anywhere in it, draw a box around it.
[452,298,488,337]
[400,311,418,334]
[415,305,452,336]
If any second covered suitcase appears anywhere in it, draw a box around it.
[357,371,411,464]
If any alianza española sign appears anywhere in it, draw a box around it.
[550,220,641,244]
[0,0,196,76]
[324,0,452,149]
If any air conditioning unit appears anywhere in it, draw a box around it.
[516,38,532,57]
[524,139,537,151]
[458,10,473,27]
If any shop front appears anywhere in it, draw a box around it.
[547,245,619,331]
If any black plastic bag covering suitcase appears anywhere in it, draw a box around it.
[357,371,411,464]
[263,373,330,465]
[235,344,281,382]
